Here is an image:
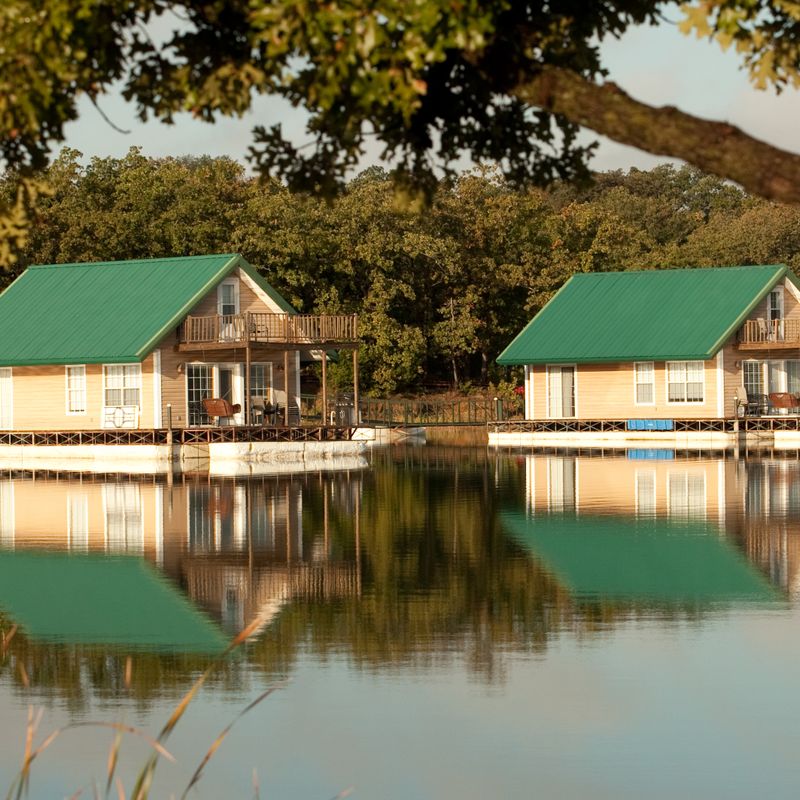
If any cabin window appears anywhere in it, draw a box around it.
[546,365,576,418]
[743,361,764,400]
[65,365,86,414]
[217,279,240,316]
[769,288,784,321]
[249,363,273,404]
[666,361,704,403]
[187,364,213,426]
[103,365,141,408]
[634,362,655,405]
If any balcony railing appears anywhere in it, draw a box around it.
[179,312,358,347]
[738,318,800,347]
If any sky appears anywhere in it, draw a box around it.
[60,13,800,177]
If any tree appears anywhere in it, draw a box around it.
[3,1,800,266]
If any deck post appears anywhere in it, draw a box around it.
[245,339,251,425]
[284,349,290,426]
[352,349,359,425]
[321,350,328,426]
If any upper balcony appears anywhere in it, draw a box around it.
[178,312,359,350]
[738,318,800,350]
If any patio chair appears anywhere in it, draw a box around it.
[744,392,770,416]
[250,397,266,426]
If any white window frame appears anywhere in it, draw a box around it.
[185,361,245,426]
[65,365,87,415]
[217,278,240,316]
[769,287,785,320]
[634,361,655,406]
[666,360,705,405]
[249,362,274,404]
[102,364,142,429]
[546,364,578,419]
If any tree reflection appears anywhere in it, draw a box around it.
[0,448,797,707]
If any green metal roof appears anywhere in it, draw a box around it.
[502,510,778,604]
[0,550,228,652]
[0,253,296,366]
[497,265,792,365]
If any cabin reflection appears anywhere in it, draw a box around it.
[0,470,363,635]
[522,452,800,597]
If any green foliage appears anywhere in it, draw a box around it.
[14,152,800,393]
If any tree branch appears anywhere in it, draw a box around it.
[514,66,800,205]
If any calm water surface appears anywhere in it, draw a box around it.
[1,447,799,798]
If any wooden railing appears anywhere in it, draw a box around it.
[739,318,800,346]
[179,312,358,346]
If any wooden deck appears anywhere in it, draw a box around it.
[489,417,800,434]
[178,312,358,350]
[0,426,356,446]
[738,319,800,349]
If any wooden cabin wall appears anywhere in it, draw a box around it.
[155,268,301,428]
[7,353,156,431]
[528,357,723,419]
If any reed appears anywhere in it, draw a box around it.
[1,617,295,800]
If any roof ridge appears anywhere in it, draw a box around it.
[27,253,240,269]
[571,264,786,278]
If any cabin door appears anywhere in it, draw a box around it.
[216,364,244,425]
[547,365,576,419]
[0,368,11,430]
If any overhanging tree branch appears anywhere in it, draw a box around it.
[513,66,800,205]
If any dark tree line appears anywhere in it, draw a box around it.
[3,150,798,395]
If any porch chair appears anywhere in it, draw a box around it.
[743,392,770,416]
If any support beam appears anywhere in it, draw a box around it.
[284,349,290,426]
[321,351,328,427]
[245,341,251,425]
[352,349,359,426]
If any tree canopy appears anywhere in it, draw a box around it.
[7,151,800,394]
[2,1,800,265]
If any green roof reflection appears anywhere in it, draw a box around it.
[0,551,228,653]
[501,511,779,604]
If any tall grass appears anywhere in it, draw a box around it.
[0,617,335,800]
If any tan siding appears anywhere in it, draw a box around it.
[531,358,722,419]
[722,276,800,409]
[159,331,188,427]
[188,267,286,318]
[9,356,155,430]
[5,266,299,430]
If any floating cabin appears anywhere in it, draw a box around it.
[492,265,800,448]
[0,253,360,434]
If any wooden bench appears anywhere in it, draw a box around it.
[202,397,242,425]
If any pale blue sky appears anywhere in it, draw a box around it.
[61,15,800,175]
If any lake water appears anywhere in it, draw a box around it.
[1,447,800,798]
